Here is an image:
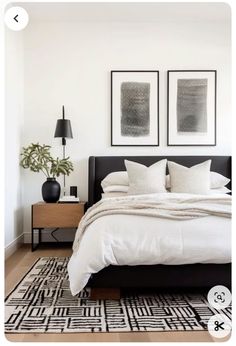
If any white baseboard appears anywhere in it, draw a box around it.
[5,233,24,259]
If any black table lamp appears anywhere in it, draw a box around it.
[54,105,73,191]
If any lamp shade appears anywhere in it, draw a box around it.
[54,119,73,138]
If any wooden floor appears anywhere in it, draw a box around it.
[5,245,216,342]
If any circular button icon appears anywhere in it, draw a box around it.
[4,6,29,31]
[207,285,231,309]
[207,314,231,339]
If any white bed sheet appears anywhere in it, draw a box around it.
[68,207,231,295]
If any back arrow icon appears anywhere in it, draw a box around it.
[13,14,18,22]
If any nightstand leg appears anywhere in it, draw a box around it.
[31,228,35,252]
[32,228,41,252]
[39,228,42,245]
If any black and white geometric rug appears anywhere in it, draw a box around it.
[5,257,231,333]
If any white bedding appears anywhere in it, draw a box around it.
[68,193,231,296]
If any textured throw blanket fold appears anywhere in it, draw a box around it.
[72,193,231,252]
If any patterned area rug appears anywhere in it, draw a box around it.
[5,257,231,333]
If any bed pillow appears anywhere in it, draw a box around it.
[208,187,231,195]
[208,172,230,189]
[166,171,230,189]
[168,160,211,194]
[103,185,129,193]
[101,171,128,190]
[125,159,167,195]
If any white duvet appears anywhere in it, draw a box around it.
[68,193,231,295]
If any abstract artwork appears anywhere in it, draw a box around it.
[111,71,159,146]
[168,70,216,146]
[121,82,150,137]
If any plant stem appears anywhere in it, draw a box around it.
[44,166,50,177]
[41,168,49,177]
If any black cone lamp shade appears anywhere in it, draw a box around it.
[54,119,73,140]
[54,106,73,145]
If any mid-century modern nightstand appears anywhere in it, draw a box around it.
[31,202,86,251]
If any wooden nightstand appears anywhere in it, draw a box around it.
[31,202,86,251]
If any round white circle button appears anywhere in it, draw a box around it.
[207,285,231,309]
[4,7,29,31]
[207,314,231,339]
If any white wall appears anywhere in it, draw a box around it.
[19,7,231,240]
[5,28,24,252]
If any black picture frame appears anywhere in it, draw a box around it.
[111,70,159,146]
[167,70,217,146]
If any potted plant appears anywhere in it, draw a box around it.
[20,143,74,203]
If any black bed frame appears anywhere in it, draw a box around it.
[87,156,231,289]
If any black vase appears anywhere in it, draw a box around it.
[42,178,61,203]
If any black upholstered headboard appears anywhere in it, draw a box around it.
[88,156,231,206]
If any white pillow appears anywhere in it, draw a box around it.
[101,171,128,190]
[102,192,127,199]
[103,185,129,193]
[209,171,230,189]
[168,160,211,194]
[101,164,230,192]
[166,171,230,189]
[209,187,231,195]
[125,159,167,195]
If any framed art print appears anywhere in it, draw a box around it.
[111,70,159,146]
[167,70,216,146]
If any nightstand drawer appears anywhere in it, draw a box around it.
[32,203,85,228]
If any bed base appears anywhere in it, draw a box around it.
[88,263,231,292]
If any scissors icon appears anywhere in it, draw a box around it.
[214,320,225,331]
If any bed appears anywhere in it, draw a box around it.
[68,156,231,297]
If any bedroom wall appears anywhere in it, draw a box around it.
[5,28,24,254]
[21,8,231,241]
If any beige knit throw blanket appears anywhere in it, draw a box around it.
[73,193,231,252]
